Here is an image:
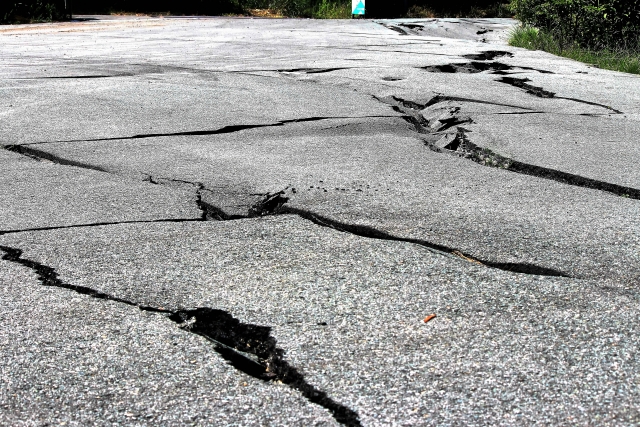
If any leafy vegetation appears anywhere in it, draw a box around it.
[508,0,639,75]
[509,25,640,74]
[509,0,640,50]
[1,0,513,21]
[1,0,68,23]
[312,0,351,19]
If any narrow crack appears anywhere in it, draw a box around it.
[12,74,134,79]
[279,207,570,277]
[17,115,400,146]
[0,245,362,427]
[4,144,108,172]
[497,77,623,113]
[277,67,352,74]
[0,219,203,237]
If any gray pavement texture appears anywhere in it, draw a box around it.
[0,15,639,426]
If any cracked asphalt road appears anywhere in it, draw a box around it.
[1,16,639,426]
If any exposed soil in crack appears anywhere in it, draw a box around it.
[18,115,401,146]
[4,144,108,172]
[0,245,362,427]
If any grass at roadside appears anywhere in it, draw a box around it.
[312,0,351,18]
[509,25,640,75]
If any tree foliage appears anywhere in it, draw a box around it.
[1,0,68,23]
[510,0,640,49]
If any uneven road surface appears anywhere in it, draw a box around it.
[1,16,640,426]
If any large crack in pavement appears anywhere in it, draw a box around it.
[0,245,362,427]
[497,77,623,113]
[14,115,401,147]
[178,187,570,277]
[2,122,574,277]
[461,50,513,61]
[421,61,554,75]
[383,95,640,200]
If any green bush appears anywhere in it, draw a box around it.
[1,0,68,23]
[509,0,640,49]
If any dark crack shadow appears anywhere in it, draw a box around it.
[462,51,514,61]
[0,245,362,427]
[171,308,362,426]
[379,95,640,200]
[497,77,623,113]
[434,129,640,200]
[0,219,203,237]
[422,62,553,75]
[12,74,134,80]
[4,144,108,173]
[18,115,400,146]
[279,207,571,278]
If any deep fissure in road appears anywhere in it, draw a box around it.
[421,62,553,75]
[385,95,640,200]
[2,139,574,276]
[462,51,513,61]
[0,245,362,427]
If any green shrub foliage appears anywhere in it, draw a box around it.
[1,0,68,23]
[510,0,640,49]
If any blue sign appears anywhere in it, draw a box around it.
[352,0,365,15]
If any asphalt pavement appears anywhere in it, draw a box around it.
[1,16,639,426]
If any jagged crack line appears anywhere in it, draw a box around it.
[0,219,203,236]
[277,67,354,74]
[379,94,533,112]
[18,115,401,146]
[12,74,134,80]
[441,131,640,200]
[378,23,410,35]
[497,77,622,113]
[380,95,637,200]
[281,207,570,277]
[507,161,640,199]
[556,96,623,114]
[0,245,362,427]
[4,144,108,172]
